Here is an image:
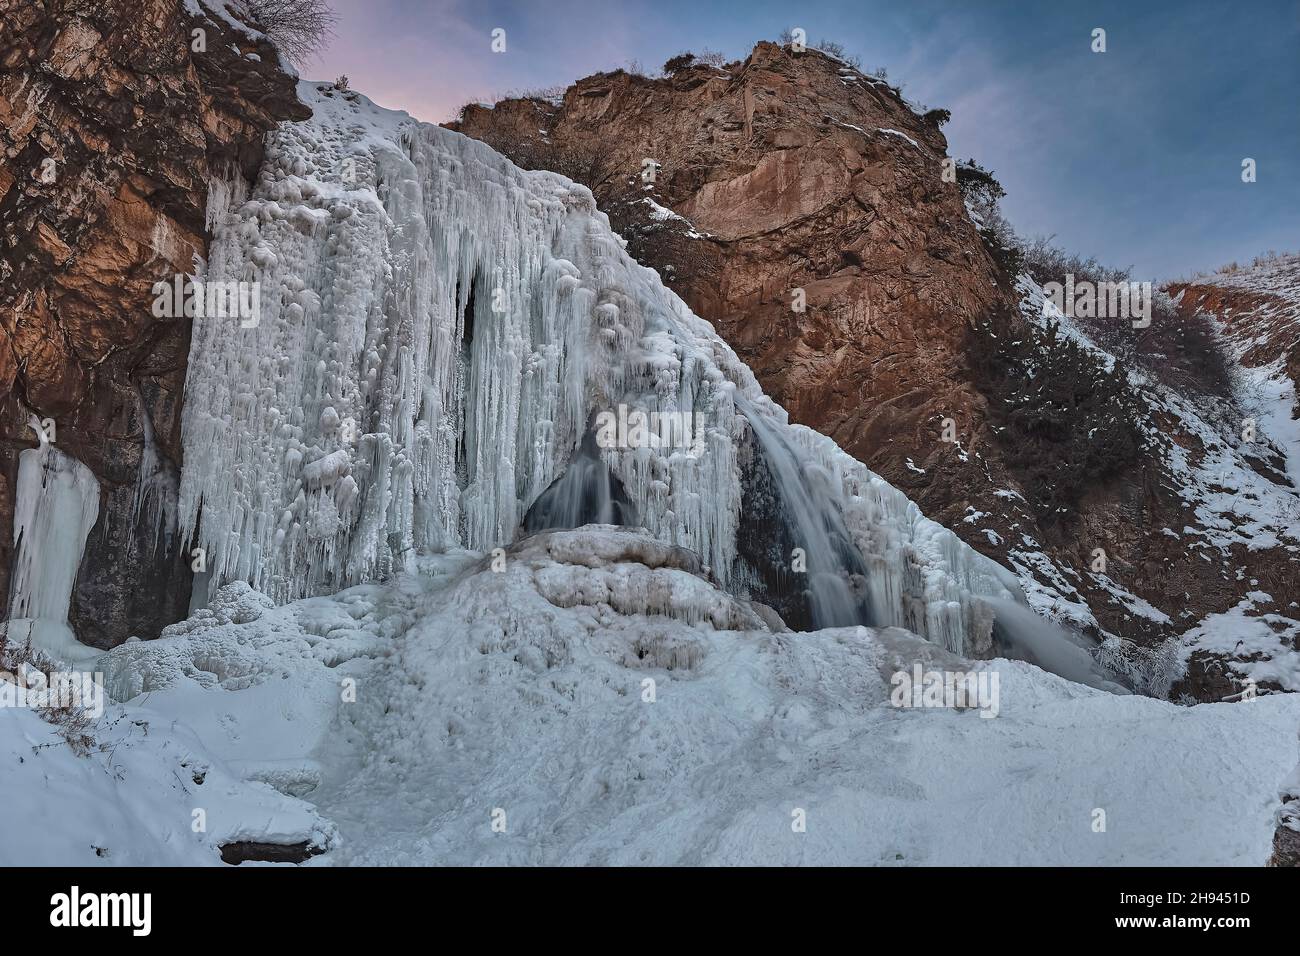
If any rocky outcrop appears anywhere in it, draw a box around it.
[450,45,1300,696]
[1270,745,1300,866]
[0,0,308,646]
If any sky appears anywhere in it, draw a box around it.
[308,0,1300,280]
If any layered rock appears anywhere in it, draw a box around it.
[0,0,307,645]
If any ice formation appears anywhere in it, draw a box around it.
[178,81,1021,654]
[8,445,100,627]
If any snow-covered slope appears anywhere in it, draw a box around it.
[179,81,1019,654]
[968,275,1300,697]
[32,525,1289,865]
[1176,254,1300,489]
[0,669,334,866]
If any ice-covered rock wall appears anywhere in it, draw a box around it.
[178,81,1021,654]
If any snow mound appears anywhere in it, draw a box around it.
[95,567,464,796]
[300,525,1300,865]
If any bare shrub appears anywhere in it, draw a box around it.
[499,139,605,191]
[665,49,727,74]
[814,39,862,69]
[1137,293,1239,403]
[0,625,98,756]
[1021,236,1240,403]
[957,159,1022,276]
[969,308,1143,527]
[1020,234,1130,291]
[663,52,695,74]
[245,0,339,65]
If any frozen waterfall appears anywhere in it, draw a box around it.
[522,428,640,533]
[177,81,1023,655]
[735,395,871,629]
[6,445,101,661]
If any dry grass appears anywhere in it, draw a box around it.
[0,624,98,756]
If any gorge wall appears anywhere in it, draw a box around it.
[0,0,306,646]
[3,14,1295,702]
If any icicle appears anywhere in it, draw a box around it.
[8,445,100,625]
[129,385,179,558]
[204,159,250,234]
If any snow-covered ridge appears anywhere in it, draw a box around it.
[1006,275,1300,693]
[180,81,1020,654]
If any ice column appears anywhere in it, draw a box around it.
[8,445,101,625]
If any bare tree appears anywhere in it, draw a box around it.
[245,0,339,66]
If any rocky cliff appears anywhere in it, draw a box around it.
[451,44,1300,698]
[0,0,307,645]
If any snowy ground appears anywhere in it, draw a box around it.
[0,694,335,866]
[4,526,1296,866]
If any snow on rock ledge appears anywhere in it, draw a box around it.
[179,81,1020,655]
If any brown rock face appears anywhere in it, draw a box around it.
[1271,821,1300,867]
[0,0,307,646]
[451,44,1300,694]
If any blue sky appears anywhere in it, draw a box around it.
[314,0,1299,279]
